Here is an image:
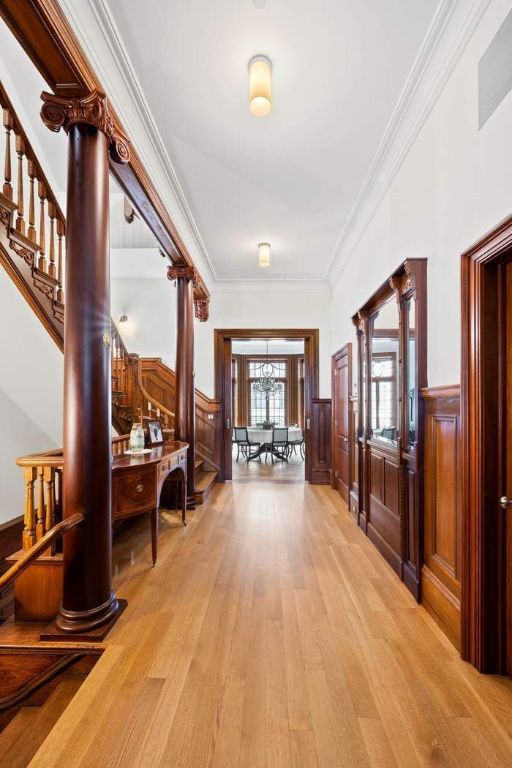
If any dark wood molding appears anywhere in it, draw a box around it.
[331,344,352,502]
[311,398,332,484]
[422,386,461,650]
[351,259,427,600]
[214,329,319,482]
[0,516,23,620]
[0,0,210,300]
[460,213,512,673]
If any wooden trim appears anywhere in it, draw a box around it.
[422,385,461,650]
[331,343,352,501]
[311,398,332,484]
[461,213,512,673]
[421,385,460,400]
[214,329,319,482]
[0,0,209,300]
[0,515,24,620]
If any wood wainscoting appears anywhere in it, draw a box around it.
[421,385,461,650]
[311,399,332,484]
[0,515,23,620]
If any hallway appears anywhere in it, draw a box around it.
[28,481,512,768]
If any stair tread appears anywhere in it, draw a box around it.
[0,619,103,652]
[195,471,217,492]
[194,459,203,470]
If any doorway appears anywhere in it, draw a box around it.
[461,214,512,674]
[214,329,319,483]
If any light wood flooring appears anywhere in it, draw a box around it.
[29,481,512,767]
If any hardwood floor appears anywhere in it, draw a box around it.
[29,482,512,767]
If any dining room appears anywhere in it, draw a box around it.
[230,338,306,481]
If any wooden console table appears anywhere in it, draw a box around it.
[112,440,189,566]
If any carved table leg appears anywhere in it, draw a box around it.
[151,508,158,566]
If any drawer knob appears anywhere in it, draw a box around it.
[136,484,144,493]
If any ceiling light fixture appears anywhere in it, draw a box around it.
[258,242,271,268]
[249,55,272,117]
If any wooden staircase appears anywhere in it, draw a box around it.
[0,78,220,505]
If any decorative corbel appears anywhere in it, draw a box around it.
[167,264,199,287]
[194,297,210,322]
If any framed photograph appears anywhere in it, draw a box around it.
[147,419,164,446]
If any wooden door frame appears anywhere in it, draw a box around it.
[331,343,353,499]
[461,213,512,673]
[214,329,319,482]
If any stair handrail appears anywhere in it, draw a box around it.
[0,80,66,303]
[133,355,175,423]
[0,512,84,593]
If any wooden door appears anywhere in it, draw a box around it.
[332,344,352,502]
[506,262,512,674]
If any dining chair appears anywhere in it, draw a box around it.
[233,427,260,462]
[287,430,305,461]
[270,427,289,463]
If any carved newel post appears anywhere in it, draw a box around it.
[41,90,129,634]
[168,266,205,508]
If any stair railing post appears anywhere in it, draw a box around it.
[41,90,130,635]
[168,265,197,508]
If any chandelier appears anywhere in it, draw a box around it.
[254,342,283,399]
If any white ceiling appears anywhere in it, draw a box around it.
[105,0,439,281]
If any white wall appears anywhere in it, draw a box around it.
[330,0,512,388]
[0,268,62,523]
[196,287,332,398]
[111,278,177,367]
[112,278,331,398]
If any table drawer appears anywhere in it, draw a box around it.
[113,466,156,520]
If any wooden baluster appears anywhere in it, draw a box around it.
[36,466,45,539]
[38,180,46,271]
[3,108,13,200]
[44,467,55,548]
[27,159,36,242]
[22,467,37,549]
[56,218,64,301]
[48,202,56,278]
[15,134,25,234]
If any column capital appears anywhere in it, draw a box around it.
[194,296,210,322]
[40,90,130,164]
[167,264,199,286]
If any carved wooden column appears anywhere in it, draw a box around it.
[168,265,199,508]
[41,90,129,635]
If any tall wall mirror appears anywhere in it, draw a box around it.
[352,260,427,600]
[370,294,400,445]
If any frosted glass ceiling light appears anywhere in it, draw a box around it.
[249,55,272,117]
[258,242,271,268]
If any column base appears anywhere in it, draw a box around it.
[186,495,197,510]
[40,594,127,642]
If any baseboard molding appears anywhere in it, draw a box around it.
[422,565,461,651]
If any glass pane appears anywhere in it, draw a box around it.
[370,294,399,444]
[407,296,416,446]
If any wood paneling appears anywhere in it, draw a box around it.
[140,357,221,471]
[461,214,512,673]
[311,399,332,484]
[331,344,352,502]
[352,259,427,600]
[0,516,23,621]
[422,385,461,650]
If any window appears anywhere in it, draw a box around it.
[248,358,287,425]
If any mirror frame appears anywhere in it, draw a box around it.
[351,259,427,600]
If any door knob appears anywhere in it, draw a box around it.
[500,496,512,509]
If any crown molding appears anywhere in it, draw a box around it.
[58,0,218,286]
[326,0,492,284]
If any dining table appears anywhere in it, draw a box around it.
[246,426,303,462]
